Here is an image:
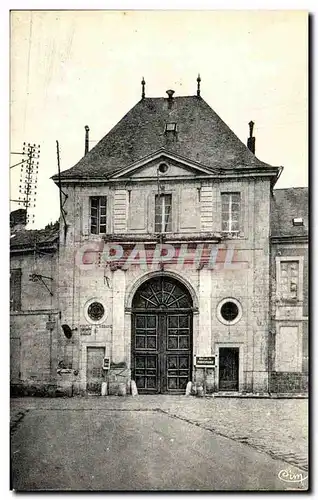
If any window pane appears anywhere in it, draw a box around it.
[164,208,172,231]
[232,203,240,212]
[222,194,230,203]
[155,208,162,231]
[231,193,240,203]
[155,194,161,207]
[100,197,107,208]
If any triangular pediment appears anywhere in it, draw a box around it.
[111,149,218,179]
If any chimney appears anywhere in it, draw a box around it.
[247,120,255,154]
[166,89,175,109]
[85,125,90,155]
[10,208,27,232]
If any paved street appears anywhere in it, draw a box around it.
[10,396,308,491]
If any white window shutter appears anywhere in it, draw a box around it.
[113,190,128,233]
[82,197,90,237]
[200,186,213,231]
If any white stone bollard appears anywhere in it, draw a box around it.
[131,380,138,397]
[185,381,192,396]
[101,381,108,396]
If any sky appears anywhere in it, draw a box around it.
[10,9,308,229]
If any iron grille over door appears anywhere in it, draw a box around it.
[131,276,193,394]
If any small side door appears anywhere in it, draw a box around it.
[218,347,239,391]
[86,347,105,394]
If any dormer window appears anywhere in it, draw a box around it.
[293,217,304,226]
[165,122,177,133]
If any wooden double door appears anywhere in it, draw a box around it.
[131,277,193,394]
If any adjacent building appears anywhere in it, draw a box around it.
[10,81,308,396]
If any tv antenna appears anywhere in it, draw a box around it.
[10,142,40,225]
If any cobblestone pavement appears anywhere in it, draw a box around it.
[10,396,308,472]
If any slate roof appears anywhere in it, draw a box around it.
[10,222,59,250]
[53,95,275,180]
[271,187,308,238]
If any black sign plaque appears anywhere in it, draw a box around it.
[195,356,216,367]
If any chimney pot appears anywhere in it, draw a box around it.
[166,89,175,99]
[248,121,254,137]
[166,89,175,109]
[85,125,90,155]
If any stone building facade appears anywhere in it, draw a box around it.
[10,214,59,395]
[10,84,308,396]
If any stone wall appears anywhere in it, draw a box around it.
[10,252,61,396]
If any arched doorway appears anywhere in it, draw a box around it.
[131,275,193,394]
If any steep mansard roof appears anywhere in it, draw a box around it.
[271,187,308,239]
[53,95,274,180]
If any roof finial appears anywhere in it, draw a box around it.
[141,77,145,99]
[197,73,201,97]
[247,121,255,154]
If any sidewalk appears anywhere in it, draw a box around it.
[10,395,308,471]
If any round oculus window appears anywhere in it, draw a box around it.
[158,163,169,174]
[220,302,239,322]
[217,298,242,325]
[87,302,105,322]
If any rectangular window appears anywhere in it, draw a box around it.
[221,192,241,234]
[280,261,299,300]
[155,194,172,233]
[10,269,22,311]
[90,196,107,234]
